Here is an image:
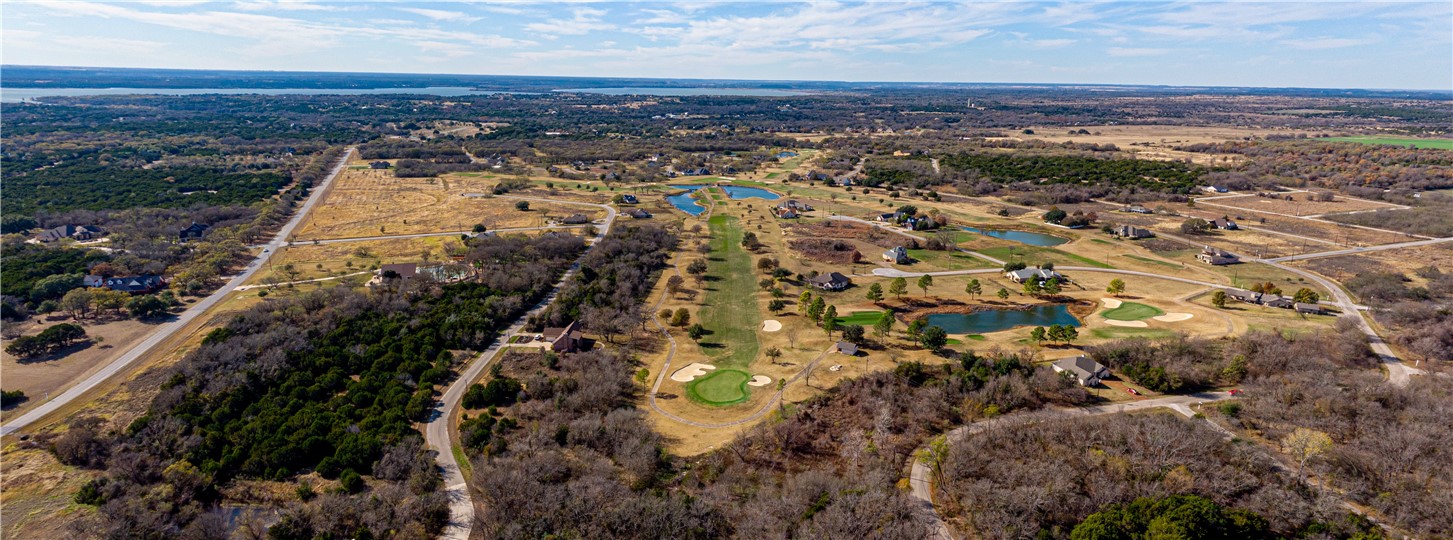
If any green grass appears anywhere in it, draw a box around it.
[1091,239,1114,245]
[907,249,996,270]
[727,179,769,187]
[685,215,761,406]
[965,334,986,341]
[765,172,783,179]
[1123,254,1182,269]
[835,310,886,326]
[687,369,751,405]
[977,246,1114,269]
[1091,327,1177,340]
[1324,137,1453,150]
[1101,302,1165,321]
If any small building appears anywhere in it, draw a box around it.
[1226,289,1261,304]
[1125,205,1153,214]
[778,199,813,212]
[1052,356,1110,386]
[626,208,652,219]
[804,170,832,182]
[1196,246,1239,266]
[1210,218,1239,231]
[1111,225,1154,239]
[619,194,638,204]
[561,214,591,225]
[1005,267,1061,284]
[1295,302,1325,315]
[178,222,210,242]
[883,246,910,264]
[543,320,585,353]
[368,263,419,286]
[809,272,852,291]
[36,224,104,243]
[369,161,392,169]
[777,209,799,219]
[84,275,165,294]
[834,341,859,356]
[1201,185,1229,193]
[876,212,897,222]
[1264,295,1294,309]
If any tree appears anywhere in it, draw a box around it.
[807,296,825,322]
[126,295,170,319]
[822,315,838,337]
[756,257,778,272]
[873,311,895,337]
[997,287,1010,301]
[1106,278,1125,296]
[472,223,487,233]
[824,305,838,324]
[1261,282,1282,296]
[1180,218,1211,234]
[798,290,813,313]
[917,274,934,296]
[741,231,761,250]
[841,324,865,342]
[514,200,530,211]
[1022,278,1042,297]
[59,288,94,319]
[965,278,982,299]
[919,325,948,351]
[670,308,690,327]
[759,278,775,289]
[889,277,908,299]
[768,299,786,312]
[906,318,926,338]
[1293,287,1320,304]
[666,275,684,296]
[686,324,706,341]
[1,389,26,408]
[1003,261,1027,272]
[91,288,129,315]
[28,273,83,303]
[1029,326,1047,345]
[1043,207,1068,224]
[686,259,708,275]
[1042,277,1062,296]
[764,346,783,364]
[1282,428,1332,482]
[1211,290,1229,309]
[866,283,884,303]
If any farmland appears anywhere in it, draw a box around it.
[1323,136,1453,150]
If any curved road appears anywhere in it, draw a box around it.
[423,195,616,540]
[0,147,356,436]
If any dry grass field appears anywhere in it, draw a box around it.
[989,125,1305,165]
[241,236,462,286]
[1,315,172,421]
[1197,193,1405,217]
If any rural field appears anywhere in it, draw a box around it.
[1196,192,1406,217]
[1323,136,1453,150]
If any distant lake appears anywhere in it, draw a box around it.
[554,87,813,97]
[0,86,506,103]
[925,305,1080,334]
[720,185,781,200]
[667,185,708,216]
[961,226,1068,247]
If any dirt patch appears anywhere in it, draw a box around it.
[1198,193,1402,217]
[787,221,899,249]
[788,238,864,264]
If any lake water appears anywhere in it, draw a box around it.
[0,86,504,103]
[553,87,813,97]
[720,185,780,200]
[667,185,707,216]
[961,226,1068,247]
[924,305,1080,334]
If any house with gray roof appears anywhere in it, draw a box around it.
[1052,356,1110,386]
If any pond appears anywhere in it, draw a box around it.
[961,226,1068,247]
[720,185,781,200]
[667,185,707,216]
[923,305,1080,334]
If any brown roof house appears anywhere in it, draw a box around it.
[809,272,852,291]
[36,225,104,243]
[543,320,586,353]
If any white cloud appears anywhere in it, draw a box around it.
[1280,37,1379,50]
[232,0,328,12]
[524,7,615,36]
[398,7,480,23]
[1107,47,1169,57]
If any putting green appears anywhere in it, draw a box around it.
[687,369,751,405]
[1101,302,1166,321]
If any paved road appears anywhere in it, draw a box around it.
[908,392,1232,539]
[0,147,356,436]
[423,195,616,540]
[1264,236,1453,262]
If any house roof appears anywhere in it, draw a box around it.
[835,341,858,355]
[1008,268,1059,281]
[379,263,417,278]
[809,272,850,286]
[1052,356,1105,380]
[1294,302,1322,312]
[1227,289,1260,301]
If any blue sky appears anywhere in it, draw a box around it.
[3,1,1450,89]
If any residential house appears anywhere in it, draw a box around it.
[882,246,910,264]
[368,263,419,286]
[178,222,210,242]
[1210,218,1239,231]
[84,275,165,294]
[619,194,638,204]
[778,199,814,212]
[1295,302,1326,315]
[543,320,585,353]
[1111,225,1154,239]
[876,212,897,222]
[777,209,799,219]
[1201,185,1230,193]
[804,170,832,182]
[1196,246,1240,266]
[1052,356,1110,386]
[36,225,104,243]
[1263,295,1294,309]
[626,208,653,219]
[1005,267,1062,284]
[1226,289,1262,304]
[369,161,392,169]
[776,151,799,159]
[1125,205,1154,214]
[808,272,852,291]
[561,214,591,225]
[834,341,859,356]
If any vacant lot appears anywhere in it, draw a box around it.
[1324,136,1453,150]
[1197,192,1404,217]
[0,316,163,420]
[991,124,1297,164]
[241,236,457,286]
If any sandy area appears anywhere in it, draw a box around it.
[670,362,715,382]
[761,320,782,332]
[1100,297,1123,308]
[747,375,772,387]
[1102,319,1149,328]
[1153,313,1195,322]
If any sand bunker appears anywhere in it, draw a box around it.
[762,320,782,332]
[747,375,772,387]
[1103,319,1149,328]
[670,362,716,382]
[1101,297,1123,308]
[1153,313,1194,322]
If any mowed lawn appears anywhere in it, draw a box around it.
[835,310,887,326]
[1324,137,1453,150]
[687,215,763,405]
[1101,302,1165,321]
[977,245,1114,269]
[689,369,751,405]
